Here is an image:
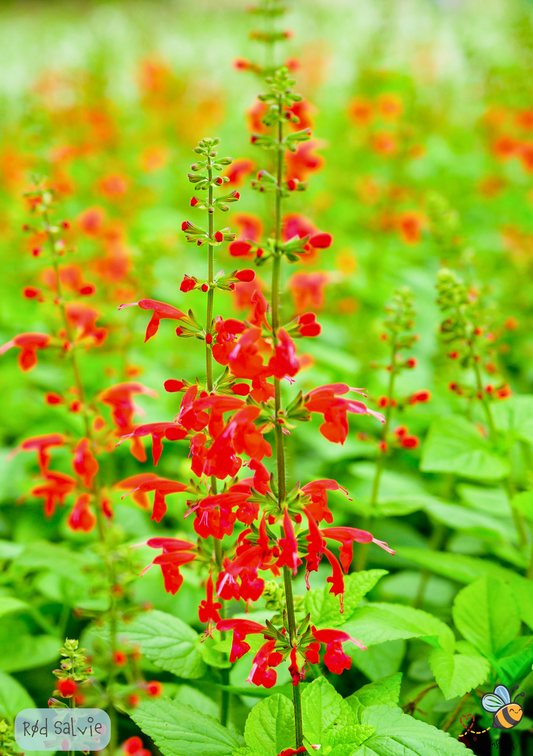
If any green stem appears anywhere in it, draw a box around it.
[355,338,397,571]
[206,151,230,726]
[473,360,527,548]
[271,103,303,749]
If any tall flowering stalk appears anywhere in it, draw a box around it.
[356,288,428,570]
[1,180,162,729]
[119,67,395,750]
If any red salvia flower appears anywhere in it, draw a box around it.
[0,332,51,371]
[228,328,266,378]
[17,433,64,474]
[212,317,246,365]
[122,476,189,522]
[216,618,267,662]
[118,299,185,342]
[198,572,222,626]
[297,313,321,337]
[72,438,99,488]
[117,422,187,465]
[248,289,270,329]
[311,627,367,674]
[223,158,255,186]
[100,382,157,460]
[268,329,300,379]
[142,537,197,595]
[67,493,96,533]
[115,473,160,510]
[30,470,77,517]
[304,383,384,444]
[301,479,350,524]
[276,508,301,576]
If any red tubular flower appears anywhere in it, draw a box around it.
[65,303,106,345]
[117,422,187,465]
[186,491,239,539]
[67,493,96,533]
[100,382,157,461]
[164,379,186,392]
[30,471,77,517]
[115,473,160,510]
[72,438,98,488]
[17,433,64,474]
[276,508,301,576]
[289,271,330,312]
[285,141,324,182]
[228,328,267,379]
[300,480,350,524]
[249,458,271,494]
[118,299,185,342]
[180,275,197,292]
[122,477,188,522]
[0,332,51,371]
[57,678,78,698]
[248,289,270,329]
[311,627,367,674]
[212,317,246,365]
[304,384,384,444]
[268,329,300,379]
[297,313,321,337]
[224,158,255,186]
[198,572,222,626]
[410,389,431,404]
[142,537,196,594]
[401,435,420,449]
[247,639,282,688]
[211,405,272,462]
[216,618,267,662]
[321,526,395,569]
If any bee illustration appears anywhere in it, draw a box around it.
[481,684,524,730]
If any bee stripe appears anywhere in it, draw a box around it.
[497,707,518,729]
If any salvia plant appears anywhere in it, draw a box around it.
[3,2,533,756]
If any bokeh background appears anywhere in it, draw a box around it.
[1,0,533,743]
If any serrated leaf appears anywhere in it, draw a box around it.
[429,649,490,699]
[131,696,241,756]
[498,637,533,682]
[347,673,402,716]
[305,571,387,628]
[341,602,455,653]
[110,610,205,679]
[352,705,468,755]
[452,578,520,658]
[421,415,510,481]
[301,677,373,754]
[244,694,295,756]
[0,670,35,717]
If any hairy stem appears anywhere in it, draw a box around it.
[271,103,303,749]
[206,153,230,725]
[355,337,397,571]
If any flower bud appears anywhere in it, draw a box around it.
[214,231,224,242]
[164,379,185,392]
[235,269,255,282]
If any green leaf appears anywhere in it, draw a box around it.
[0,596,28,618]
[428,649,490,699]
[305,571,387,628]
[111,610,206,679]
[0,619,59,672]
[351,705,468,755]
[498,637,533,682]
[420,415,510,481]
[16,541,93,582]
[301,678,373,754]
[243,694,295,756]
[492,396,533,444]
[457,485,508,516]
[452,577,521,658]
[349,639,406,682]
[347,673,402,712]
[131,696,241,756]
[420,499,514,541]
[342,602,455,653]
[0,669,35,718]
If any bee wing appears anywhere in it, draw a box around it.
[494,685,511,704]
[482,693,505,712]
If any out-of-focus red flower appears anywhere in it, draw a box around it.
[141,146,169,172]
[18,433,64,474]
[30,470,77,517]
[100,382,157,460]
[410,389,431,404]
[286,99,315,130]
[229,213,263,257]
[99,174,129,198]
[57,678,78,698]
[77,207,106,237]
[42,265,95,297]
[67,493,96,533]
[401,435,420,449]
[492,135,518,160]
[285,140,324,181]
[519,142,533,172]
[0,332,51,371]
[247,100,269,134]
[397,211,424,245]
[224,158,255,186]
[377,93,403,121]
[146,680,163,698]
[372,132,397,155]
[66,303,107,345]
[289,271,330,312]
[348,98,373,126]
[72,437,98,488]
